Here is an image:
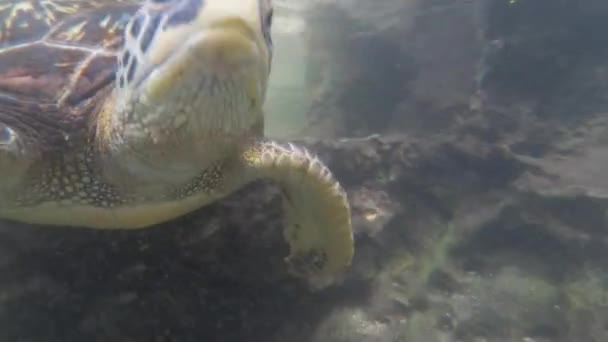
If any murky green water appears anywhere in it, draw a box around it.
[265,10,310,138]
[1,0,608,341]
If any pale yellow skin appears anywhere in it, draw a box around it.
[0,0,353,288]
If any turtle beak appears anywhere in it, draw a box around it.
[191,18,259,71]
[144,17,263,100]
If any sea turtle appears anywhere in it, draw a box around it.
[0,0,353,288]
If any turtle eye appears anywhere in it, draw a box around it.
[0,123,16,146]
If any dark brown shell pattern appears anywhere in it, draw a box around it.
[0,0,140,107]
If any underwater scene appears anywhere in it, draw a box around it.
[1,0,608,341]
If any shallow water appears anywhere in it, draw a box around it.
[2,0,608,341]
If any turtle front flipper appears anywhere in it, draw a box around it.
[241,140,354,289]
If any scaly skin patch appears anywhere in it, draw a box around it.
[0,143,232,228]
[241,140,354,289]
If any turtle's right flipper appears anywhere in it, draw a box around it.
[240,140,354,289]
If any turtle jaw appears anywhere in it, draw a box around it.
[142,18,263,92]
[141,18,268,118]
[125,18,268,146]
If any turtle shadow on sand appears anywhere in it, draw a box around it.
[0,181,372,342]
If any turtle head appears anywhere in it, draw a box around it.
[117,0,272,133]
[98,0,273,183]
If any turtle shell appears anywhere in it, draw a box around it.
[0,0,140,107]
[0,0,143,151]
